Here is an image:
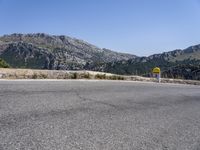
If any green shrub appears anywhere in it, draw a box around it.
[32,73,38,79]
[83,73,91,79]
[71,72,78,79]
[40,74,48,79]
[0,58,10,68]
[64,73,70,79]
[117,76,125,80]
[109,75,125,80]
[95,74,106,79]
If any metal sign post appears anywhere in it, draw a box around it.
[153,67,161,83]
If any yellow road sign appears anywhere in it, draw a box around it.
[153,67,161,74]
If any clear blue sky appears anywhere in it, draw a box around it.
[0,0,200,56]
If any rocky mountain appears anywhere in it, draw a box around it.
[103,44,200,80]
[0,33,200,80]
[0,33,136,70]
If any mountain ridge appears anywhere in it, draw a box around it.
[0,33,137,70]
[0,33,200,80]
[103,44,200,80]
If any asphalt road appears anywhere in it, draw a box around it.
[0,80,200,150]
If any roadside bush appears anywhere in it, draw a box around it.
[117,76,125,80]
[40,74,48,79]
[95,74,106,79]
[0,58,10,68]
[64,73,70,79]
[32,73,38,79]
[83,73,91,79]
[109,75,125,80]
[71,72,78,79]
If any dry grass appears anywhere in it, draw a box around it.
[0,68,200,85]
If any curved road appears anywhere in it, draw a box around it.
[0,80,200,150]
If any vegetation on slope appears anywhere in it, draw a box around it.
[103,59,200,80]
[0,33,200,80]
[0,58,10,68]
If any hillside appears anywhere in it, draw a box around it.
[0,33,136,70]
[103,44,200,80]
[0,33,200,80]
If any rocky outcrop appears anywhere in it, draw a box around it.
[0,42,55,69]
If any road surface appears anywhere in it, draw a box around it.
[0,80,200,150]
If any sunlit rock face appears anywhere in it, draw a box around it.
[0,33,136,70]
